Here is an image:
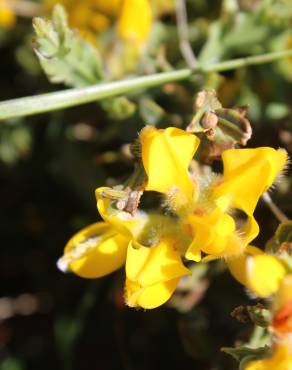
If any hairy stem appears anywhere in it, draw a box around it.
[0,49,292,121]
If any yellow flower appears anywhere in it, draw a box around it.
[125,239,191,309]
[60,126,288,309]
[244,343,292,370]
[228,249,287,297]
[58,222,129,278]
[140,126,287,261]
[0,0,16,28]
[95,187,192,308]
[46,0,152,46]
[60,186,191,308]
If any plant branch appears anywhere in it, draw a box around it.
[176,0,197,68]
[262,192,289,223]
[0,49,292,121]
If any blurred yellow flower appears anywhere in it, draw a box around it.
[0,0,16,28]
[117,0,152,45]
[46,0,152,46]
[227,245,263,286]
[229,249,287,297]
[244,343,292,370]
[246,254,286,298]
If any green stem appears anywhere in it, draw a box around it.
[0,49,291,121]
[248,326,266,348]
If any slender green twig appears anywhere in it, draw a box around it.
[262,192,289,223]
[248,326,267,349]
[176,0,197,68]
[0,49,291,121]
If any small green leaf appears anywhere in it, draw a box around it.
[33,5,103,87]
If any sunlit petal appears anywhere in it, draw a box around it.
[141,126,200,200]
[125,239,190,308]
[125,277,179,309]
[246,254,286,297]
[213,148,287,216]
[227,245,263,286]
[59,222,129,278]
[117,0,152,44]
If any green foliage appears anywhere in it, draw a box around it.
[33,5,103,87]
[1,358,23,370]
[222,344,270,363]
[33,4,136,120]
[0,123,31,164]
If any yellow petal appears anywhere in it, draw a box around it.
[186,207,240,260]
[59,222,129,278]
[95,186,148,238]
[241,215,260,245]
[125,277,179,309]
[213,148,287,216]
[125,239,190,308]
[246,254,286,297]
[244,343,292,370]
[141,126,200,200]
[126,239,191,286]
[117,0,152,44]
[227,245,263,286]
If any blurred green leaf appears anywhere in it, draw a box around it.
[33,5,103,87]
[198,21,224,64]
[223,14,268,51]
[139,97,165,125]
[266,102,289,119]
[1,358,23,370]
[0,124,32,164]
[101,97,136,120]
